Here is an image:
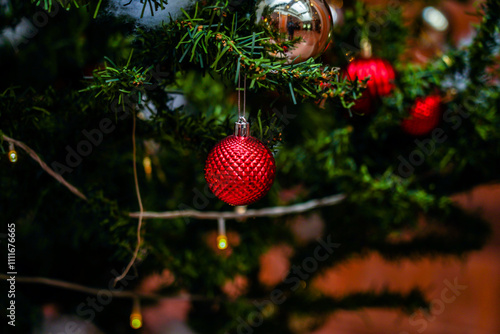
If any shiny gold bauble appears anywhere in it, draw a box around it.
[255,0,334,64]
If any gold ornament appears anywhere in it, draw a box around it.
[256,0,333,64]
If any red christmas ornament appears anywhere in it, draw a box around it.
[401,95,442,136]
[205,120,276,206]
[345,58,396,114]
[82,62,105,80]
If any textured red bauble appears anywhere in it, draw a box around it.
[205,132,276,206]
[401,95,442,136]
[345,58,396,114]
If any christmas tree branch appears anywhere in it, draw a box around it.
[128,193,347,220]
[467,0,500,85]
[135,1,361,107]
[30,0,94,12]
[1,134,88,201]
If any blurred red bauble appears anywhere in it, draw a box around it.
[205,122,276,206]
[401,95,442,136]
[345,58,396,114]
[82,62,105,80]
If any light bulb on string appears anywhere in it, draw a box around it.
[130,297,142,329]
[217,217,228,250]
[217,235,228,250]
[143,156,152,181]
[8,142,17,163]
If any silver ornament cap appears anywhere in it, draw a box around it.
[234,117,250,137]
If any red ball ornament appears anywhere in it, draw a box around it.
[345,58,396,114]
[205,120,276,206]
[401,95,442,136]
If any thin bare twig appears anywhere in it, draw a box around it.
[0,274,211,302]
[2,134,87,201]
[113,113,144,287]
[129,193,347,220]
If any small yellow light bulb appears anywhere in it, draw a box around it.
[130,313,142,329]
[143,156,152,179]
[8,150,17,163]
[217,235,228,250]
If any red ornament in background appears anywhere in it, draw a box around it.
[345,58,396,114]
[401,95,442,136]
[205,120,276,206]
[82,62,105,80]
